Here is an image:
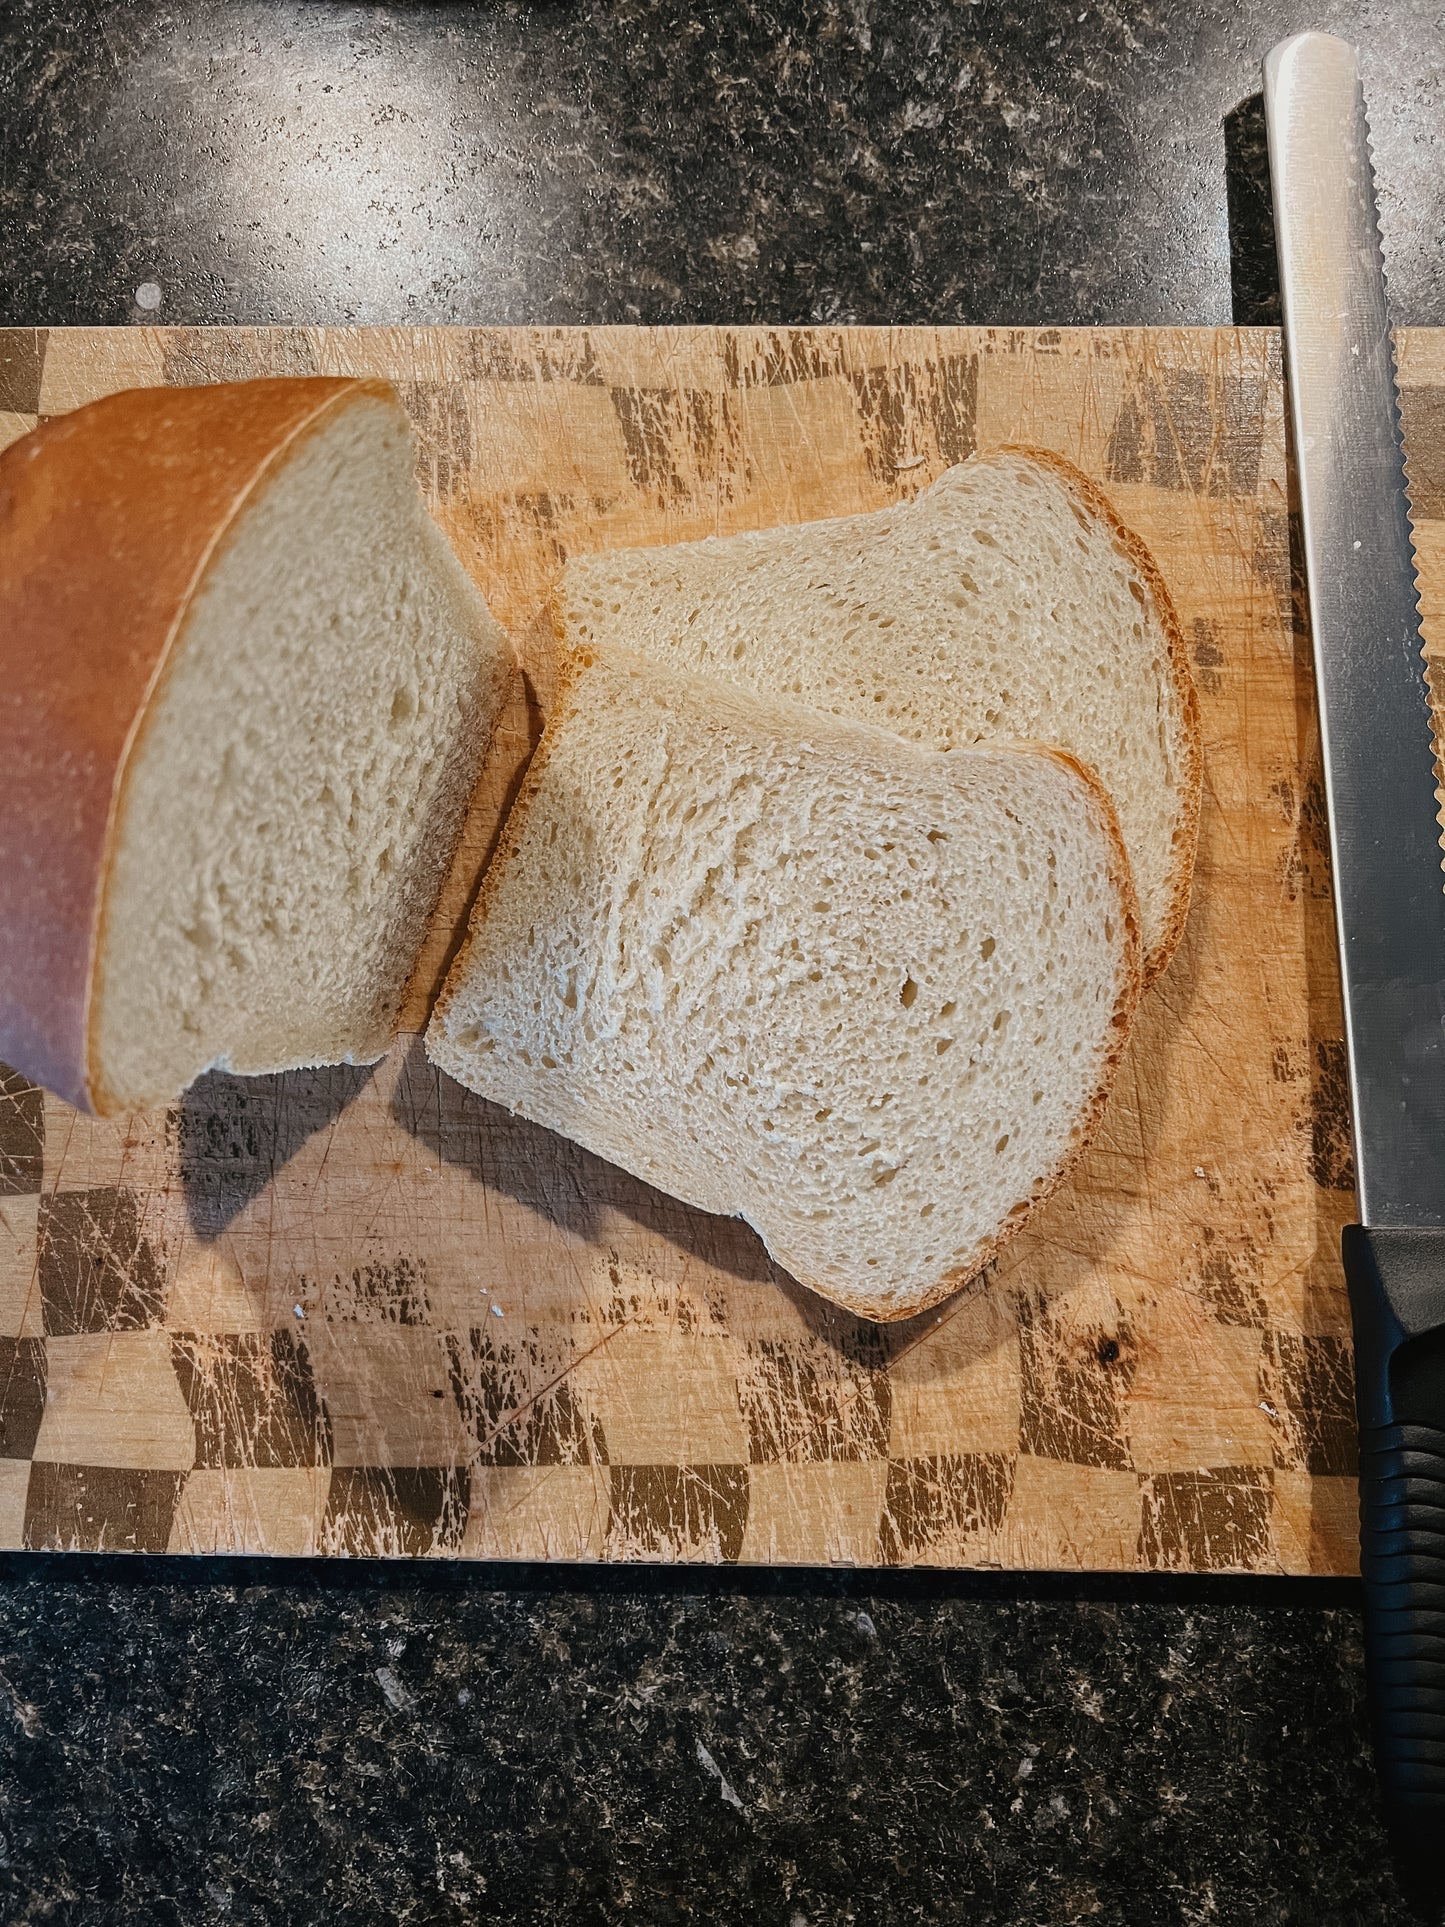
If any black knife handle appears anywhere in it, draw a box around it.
[1344,1225,1445,1904]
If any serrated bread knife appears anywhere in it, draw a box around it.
[1264,32,1445,1878]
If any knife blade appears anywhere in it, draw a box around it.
[1264,30,1445,1882]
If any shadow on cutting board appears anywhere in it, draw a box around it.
[391,1033,782,1289]
[389,1035,949,1358]
[175,1059,379,1238]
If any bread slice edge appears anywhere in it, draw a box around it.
[996,442,1202,986]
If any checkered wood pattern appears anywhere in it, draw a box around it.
[4,321,1441,1571]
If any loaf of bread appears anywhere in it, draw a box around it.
[0,377,514,1115]
[427,648,1141,1320]
[558,448,1199,981]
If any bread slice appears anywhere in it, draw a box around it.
[558,447,1199,981]
[427,648,1142,1321]
[0,377,515,1115]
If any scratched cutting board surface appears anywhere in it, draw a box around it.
[4,322,1445,1573]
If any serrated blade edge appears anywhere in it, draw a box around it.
[1264,33,1445,1227]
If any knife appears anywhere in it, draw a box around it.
[1264,31,1445,1888]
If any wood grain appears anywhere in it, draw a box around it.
[2,321,1437,1571]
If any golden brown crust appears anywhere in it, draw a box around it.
[433,655,1147,1327]
[0,376,395,1111]
[995,442,1204,986]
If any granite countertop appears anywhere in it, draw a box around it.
[2,2,1444,1921]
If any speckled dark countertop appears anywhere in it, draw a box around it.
[3,2,1445,1921]
[0,1564,1393,1923]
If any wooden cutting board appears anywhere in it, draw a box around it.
[4,322,1445,1573]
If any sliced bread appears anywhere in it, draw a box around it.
[558,447,1199,980]
[0,377,515,1115]
[427,648,1142,1321]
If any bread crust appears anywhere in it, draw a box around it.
[0,376,394,1111]
[996,442,1203,986]
[431,648,1147,1325]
